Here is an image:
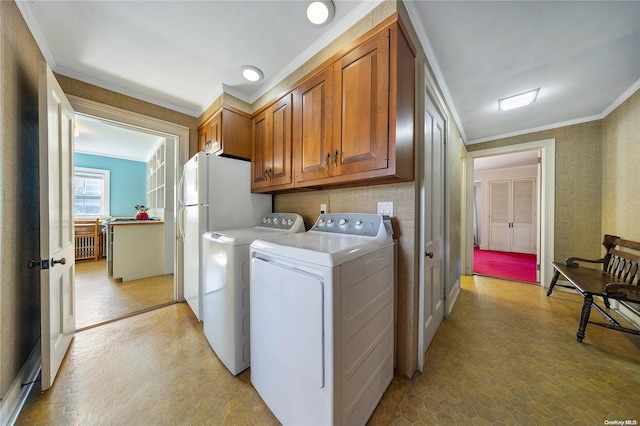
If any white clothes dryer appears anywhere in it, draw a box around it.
[202,213,304,375]
[250,213,395,426]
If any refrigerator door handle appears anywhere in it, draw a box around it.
[178,206,185,239]
[177,173,185,207]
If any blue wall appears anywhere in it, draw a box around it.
[75,153,146,216]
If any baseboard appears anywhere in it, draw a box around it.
[611,300,640,330]
[0,340,41,426]
[447,279,461,316]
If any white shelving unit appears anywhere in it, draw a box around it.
[147,142,166,210]
[146,140,176,275]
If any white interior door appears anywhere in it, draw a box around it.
[418,91,445,372]
[510,178,536,253]
[489,178,536,254]
[488,180,510,251]
[39,64,76,390]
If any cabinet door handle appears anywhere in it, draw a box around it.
[325,152,330,168]
[333,149,339,167]
[425,252,434,258]
[263,170,268,180]
[267,168,272,178]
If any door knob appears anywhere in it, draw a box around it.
[425,251,434,258]
[51,257,66,266]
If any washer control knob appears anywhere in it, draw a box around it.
[287,219,293,226]
[339,218,348,227]
[326,219,334,227]
[355,220,363,229]
[318,219,325,226]
[273,218,279,224]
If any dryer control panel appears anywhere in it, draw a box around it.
[255,213,305,232]
[310,213,392,243]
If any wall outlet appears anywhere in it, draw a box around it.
[320,203,327,214]
[377,201,394,217]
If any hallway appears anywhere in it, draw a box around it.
[18,276,640,425]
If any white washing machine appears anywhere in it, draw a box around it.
[250,213,395,426]
[202,213,305,375]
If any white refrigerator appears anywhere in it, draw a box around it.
[179,152,271,320]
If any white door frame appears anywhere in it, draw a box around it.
[67,96,189,302]
[463,139,555,287]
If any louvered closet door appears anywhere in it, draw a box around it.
[489,180,510,252]
[488,178,536,254]
[510,178,536,253]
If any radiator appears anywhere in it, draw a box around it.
[74,231,106,260]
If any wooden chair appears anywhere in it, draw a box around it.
[547,235,640,342]
[74,219,101,261]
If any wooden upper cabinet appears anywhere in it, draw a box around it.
[293,66,333,184]
[197,106,251,160]
[251,94,294,192]
[333,28,390,178]
[253,15,415,192]
[292,18,415,189]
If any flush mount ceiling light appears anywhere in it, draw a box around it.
[306,1,335,26]
[498,89,540,111]
[241,65,264,82]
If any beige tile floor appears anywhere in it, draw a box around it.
[75,258,174,329]
[18,275,640,425]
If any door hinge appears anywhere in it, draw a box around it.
[28,259,49,270]
[537,264,541,271]
[537,157,542,164]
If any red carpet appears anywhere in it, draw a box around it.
[473,247,538,283]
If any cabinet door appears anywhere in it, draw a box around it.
[293,67,333,184]
[251,94,293,191]
[197,125,209,152]
[268,94,293,187]
[251,112,269,189]
[198,112,221,153]
[333,29,390,177]
[207,112,222,153]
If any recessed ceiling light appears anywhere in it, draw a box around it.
[306,1,335,25]
[241,65,263,82]
[498,89,540,111]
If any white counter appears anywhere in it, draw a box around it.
[111,221,165,281]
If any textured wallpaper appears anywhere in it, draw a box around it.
[467,120,604,264]
[602,90,640,242]
[0,0,43,397]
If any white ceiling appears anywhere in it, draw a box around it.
[408,1,640,144]
[18,0,640,160]
[474,151,538,172]
[74,115,164,163]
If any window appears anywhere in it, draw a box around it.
[74,167,110,217]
